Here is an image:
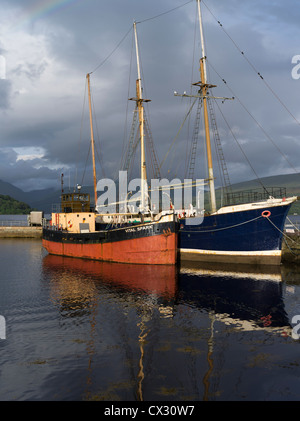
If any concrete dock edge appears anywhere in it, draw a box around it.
[0,226,43,238]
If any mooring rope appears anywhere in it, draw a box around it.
[183,215,262,233]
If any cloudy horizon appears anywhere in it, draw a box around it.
[0,0,300,192]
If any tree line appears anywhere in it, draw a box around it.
[0,194,32,215]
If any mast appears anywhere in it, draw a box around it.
[86,73,98,208]
[133,21,149,213]
[197,0,216,213]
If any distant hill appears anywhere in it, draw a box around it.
[0,180,28,202]
[226,173,300,196]
[0,179,96,213]
[224,173,300,214]
[0,179,58,213]
[0,194,33,215]
[0,173,299,214]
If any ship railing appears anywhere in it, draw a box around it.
[42,219,64,231]
[225,187,287,206]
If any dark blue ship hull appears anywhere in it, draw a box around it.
[178,200,294,265]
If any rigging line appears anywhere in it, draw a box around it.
[134,25,154,149]
[207,59,299,174]
[186,97,203,179]
[184,5,199,178]
[80,140,91,187]
[159,98,198,171]
[185,215,263,233]
[210,98,226,191]
[286,216,300,232]
[202,0,300,128]
[266,216,297,243]
[90,26,132,74]
[92,105,106,179]
[283,236,299,256]
[90,84,106,179]
[145,129,155,180]
[118,29,136,181]
[127,127,139,181]
[136,0,194,24]
[75,79,88,191]
[214,99,269,194]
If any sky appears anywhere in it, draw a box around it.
[0,0,300,192]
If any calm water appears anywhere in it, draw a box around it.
[1,238,300,401]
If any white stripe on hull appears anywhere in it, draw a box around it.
[180,248,282,265]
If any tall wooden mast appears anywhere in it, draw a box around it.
[86,72,98,208]
[197,0,216,213]
[174,0,233,212]
[132,21,150,213]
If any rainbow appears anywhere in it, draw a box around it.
[14,0,81,28]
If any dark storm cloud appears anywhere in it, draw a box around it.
[0,148,61,190]
[0,0,299,191]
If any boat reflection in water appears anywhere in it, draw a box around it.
[43,255,178,400]
[43,254,178,304]
[179,262,290,332]
[42,255,291,400]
